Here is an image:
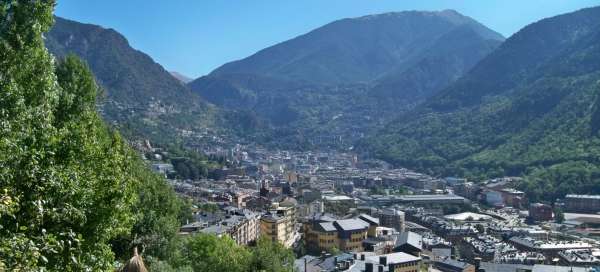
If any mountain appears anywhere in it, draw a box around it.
[363,6,600,201]
[45,17,211,119]
[44,17,242,147]
[208,10,503,85]
[171,71,194,83]
[188,10,503,147]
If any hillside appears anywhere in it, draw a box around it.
[44,17,263,148]
[188,10,503,148]
[46,18,210,118]
[363,6,600,201]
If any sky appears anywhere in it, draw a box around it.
[55,0,600,79]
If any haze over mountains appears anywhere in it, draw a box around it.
[188,10,504,147]
[362,6,600,200]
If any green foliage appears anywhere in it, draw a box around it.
[324,200,356,216]
[181,234,252,272]
[554,207,565,223]
[189,13,504,150]
[474,224,485,234]
[197,203,219,213]
[363,7,600,202]
[155,234,297,272]
[328,246,341,256]
[0,2,195,270]
[0,1,139,269]
[251,237,296,272]
[369,186,387,195]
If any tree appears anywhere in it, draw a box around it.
[182,234,251,272]
[474,224,485,234]
[0,1,140,268]
[554,207,565,223]
[251,238,296,272]
[0,2,196,270]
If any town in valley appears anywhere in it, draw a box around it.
[145,140,600,272]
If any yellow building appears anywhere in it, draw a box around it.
[304,214,379,252]
[260,203,297,248]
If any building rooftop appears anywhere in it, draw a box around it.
[318,222,338,232]
[509,237,593,250]
[435,258,473,269]
[358,214,380,226]
[396,231,423,251]
[566,194,600,199]
[381,208,405,216]
[397,194,465,202]
[444,212,492,221]
[323,195,354,201]
[367,251,420,264]
[334,218,369,231]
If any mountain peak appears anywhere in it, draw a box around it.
[207,9,503,86]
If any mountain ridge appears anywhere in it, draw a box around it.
[362,6,600,201]
[188,10,504,148]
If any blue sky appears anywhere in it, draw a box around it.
[55,0,600,79]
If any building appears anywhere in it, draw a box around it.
[397,194,466,206]
[260,203,297,248]
[444,212,492,222]
[565,195,600,213]
[323,195,355,205]
[304,215,377,252]
[295,251,421,272]
[453,182,479,200]
[528,203,553,222]
[558,248,600,266]
[358,214,380,237]
[445,177,467,186]
[378,208,406,233]
[433,258,476,272]
[485,190,504,207]
[221,209,260,245]
[486,189,526,208]
[361,252,421,272]
[509,237,593,257]
[181,208,260,246]
[393,231,423,257]
[501,189,526,208]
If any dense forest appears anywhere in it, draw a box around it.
[0,1,293,271]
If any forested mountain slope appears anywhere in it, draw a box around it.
[363,6,600,201]
[45,17,267,150]
[188,10,503,148]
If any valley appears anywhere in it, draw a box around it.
[4,1,600,271]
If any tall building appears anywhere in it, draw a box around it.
[260,202,297,248]
[379,208,405,233]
